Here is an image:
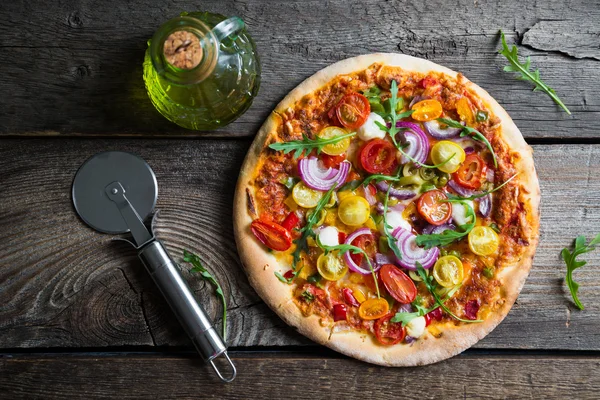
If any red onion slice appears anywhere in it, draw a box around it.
[423,119,462,139]
[448,180,475,198]
[343,228,382,275]
[298,157,350,191]
[375,181,417,200]
[477,193,492,217]
[375,253,394,267]
[395,122,429,165]
[408,95,425,109]
[422,223,456,235]
[486,168,495,183]
[392,227,439,270]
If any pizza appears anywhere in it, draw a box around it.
[233,53,540,366]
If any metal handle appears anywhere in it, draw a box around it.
[138,241,236,382]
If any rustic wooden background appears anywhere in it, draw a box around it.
[1,0,600,398]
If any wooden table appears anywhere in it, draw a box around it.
[1,0,599,398]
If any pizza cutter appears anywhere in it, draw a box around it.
[71,151,236,382]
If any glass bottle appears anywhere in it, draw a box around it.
[143,12,260,130]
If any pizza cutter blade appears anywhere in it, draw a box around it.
[72,151,236,382]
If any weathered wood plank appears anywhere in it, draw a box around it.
[0,0,598,138]
[0,139,599,350]
[1,352,599,399]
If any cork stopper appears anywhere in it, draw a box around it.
[163,30,202,70]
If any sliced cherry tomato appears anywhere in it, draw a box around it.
[374,314,406,345]
[417,189,452,226]
[358,298,389,320]
[318,126,351,155]
[424,307,443,326]
[379,264,417,304]
[281,212,300,231]
[292,181,324,208]
[468,226,499,256]
[411,99,443,121]
[338,231,347,244]
[342,287,360,307]
[455,97,475,125]
[333,304,348,322]
[251,219,292,251]
[359,139,396,174]
[453,154,487,190]
[430,140,466,174]
[349,232,377,265]
[322,153,347,169]
[335,93,370,129]
[328,104,342,126]
[317,252,348,281]
[338,195,370,226]
[433,255,464,288]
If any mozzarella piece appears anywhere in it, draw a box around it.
[452,200,474,226]
[406,316,427,338]
[318,226,339,247]
[357,113,386,141]
[378,210,411,235]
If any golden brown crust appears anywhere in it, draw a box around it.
[233,53,540,366]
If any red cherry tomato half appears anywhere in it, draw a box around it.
[333,304,348,322]
[283,270,295,280]
[374,314,406,346]
[359,139,397,174]
[342,287,360,307]
[251,219,293,251]
[322,153,347,169]
[379,264,418,304]
[335,93,371,130]
[453,153,487,190]
[350,232,377,266]
[281,212,300,232]
[338,231,347,244]
[417,189,452,226]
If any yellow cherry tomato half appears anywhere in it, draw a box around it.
[358,298,390,320]
[411,99,443,121]
[338,195,371,226]
[430,140,466,173]
[317,252,348,281]
[455,97,475,126]
[468,226,500,256]
[433,255,464,288]
[318,126,351,156]
[292,181,324,208]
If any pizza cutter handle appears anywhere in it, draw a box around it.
[137,241,236,382]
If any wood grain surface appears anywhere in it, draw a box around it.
[2,351,600,399]
[1,139,599,350]
[1,0,598,138]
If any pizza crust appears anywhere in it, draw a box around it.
[233,53,540,366]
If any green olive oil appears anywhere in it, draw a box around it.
[143,12,260,130]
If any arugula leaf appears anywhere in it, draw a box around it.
[317,240,381,298]
[291,186,336,269]
[415,201,476,249]
[562,233,600,310]
[416,262,482,323]
[183,250,228,340]
[301,290,315,302]
[499,30,571,115]
[445,174,518,201]
[269,132,356,159]
[437,117,498,167]
[338,180,362,192]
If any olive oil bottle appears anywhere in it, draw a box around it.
[143,12,260,130]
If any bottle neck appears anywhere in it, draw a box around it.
[149,16,218,85]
